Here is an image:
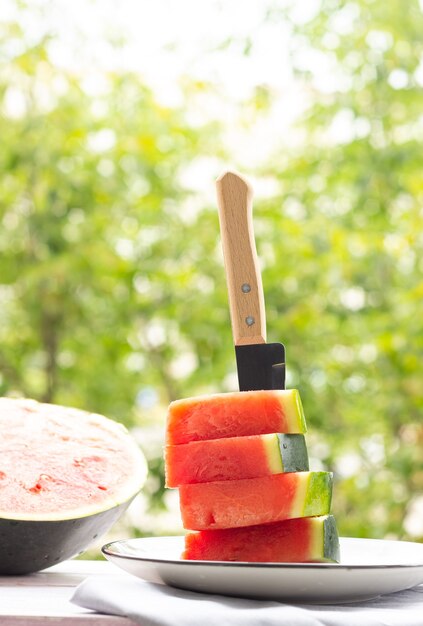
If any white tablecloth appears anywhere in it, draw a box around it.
[72,576,423,626]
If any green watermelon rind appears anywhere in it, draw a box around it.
[322,514,341,563]
[307,514,340,563]
[285,389,307,433]
[0,496,136,575]
[276,434,309,473]
[302,471,333,517]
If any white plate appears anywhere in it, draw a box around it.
[102,536,423,604]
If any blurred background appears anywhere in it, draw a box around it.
[0,0,422,551]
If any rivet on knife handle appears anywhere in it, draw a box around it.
[216,171,266,346]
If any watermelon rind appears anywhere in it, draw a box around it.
[275,434,309,473]
[0,497,135,575]
[323,514,341,563]
[302,471,333,518]
[285,389,307,433]
[308,514,340,563]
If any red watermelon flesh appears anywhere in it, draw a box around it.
[165,433,308,487]
[0,398,146,520]
[179,471,332,530]
[166,389,306,445]
[183,515,340,563]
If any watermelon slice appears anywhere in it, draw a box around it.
[179,471,332,530]
[165,433,308,487]
[183,514,340,563]
[166,389,306,445]
[0,397,147,574]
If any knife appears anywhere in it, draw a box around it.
[216,170,285,391]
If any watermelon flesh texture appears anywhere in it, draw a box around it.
[184,515,340,563]
[179,471,332,530]
[165,433,309,487]
[0,397,147,574]
[166,389,306,445]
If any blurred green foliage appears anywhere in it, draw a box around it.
[0,0,422,546]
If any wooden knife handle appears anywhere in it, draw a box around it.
[216,170,266,346]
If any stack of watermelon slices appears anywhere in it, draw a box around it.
[165,389,340,563]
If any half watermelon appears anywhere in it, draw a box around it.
[0,397,147,574]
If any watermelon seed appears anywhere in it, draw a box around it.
[97,485,107,490]
[29,483,42,493]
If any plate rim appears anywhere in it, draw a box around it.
[102,536,423,571]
